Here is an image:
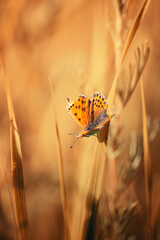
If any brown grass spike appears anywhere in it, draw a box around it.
[49,78,71,240]
[0,55,30,240]
[107,0,151,114]
[140,78,152,237]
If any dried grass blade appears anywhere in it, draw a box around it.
[0,56,29,240]
[0,55,16,126]
[81,143,106,240]
[85,199,99,240]
[140,78,152,235]
[5,171,19,240]
[107,0,151,114]
[120,0,151,64]
[49,79,71,240]
[10,121,30,240]
[80,142,99,240]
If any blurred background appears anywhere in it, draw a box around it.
[0,0,160,239]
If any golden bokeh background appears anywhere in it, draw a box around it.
[0,0,160,239]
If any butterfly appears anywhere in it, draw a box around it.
[66,92,113,148]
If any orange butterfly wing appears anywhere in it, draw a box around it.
[67,95,90,130]
[89,92,108,123]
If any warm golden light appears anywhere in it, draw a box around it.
[0,1,159,239]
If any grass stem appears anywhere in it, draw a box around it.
[49,79,71,240]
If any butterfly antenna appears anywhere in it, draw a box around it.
[70,137,79,148]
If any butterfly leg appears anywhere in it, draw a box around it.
[70,137,79,148]
[92,133,102,138]
[70,134,82,148]
[69,132,80,135]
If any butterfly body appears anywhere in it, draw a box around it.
[77,127,102,139]
[66,92,113,148]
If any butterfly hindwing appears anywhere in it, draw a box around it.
[89,92,108,123]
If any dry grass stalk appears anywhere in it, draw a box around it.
[10,121,30,240]
[88,144,105,200]
[107,0,151,115]
[80,2,152,239]
[120,0,151,62]
[140,78,152,237]
[5,171,19,240]
[123,43,150,107]
[81,3,152,236]
[49,79,71,240]
[84,143,100,203]
[105,0,151,201]
[113,0,129,68]
[98,1,152,238]
[81,141,107,240]
[0,55,30,240]
[81,142,99,240]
